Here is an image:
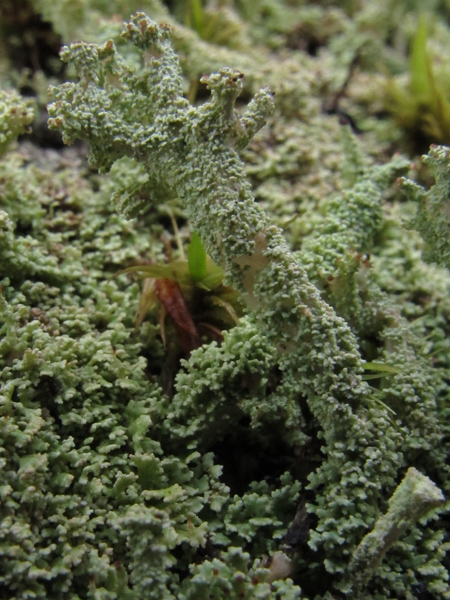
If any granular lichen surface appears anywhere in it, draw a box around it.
[1,2,450,599]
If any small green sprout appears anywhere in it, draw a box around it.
[113,228,241,350]
[384,16,450,145]
[180,0,245,47]
[184,0,205,37]
[112,223,242,394]
[187,231,207,281]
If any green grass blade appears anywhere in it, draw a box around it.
[410,16,432,99]
[362,362,401,374]
[188,232,207,280]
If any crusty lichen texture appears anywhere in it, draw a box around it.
[402,145,450,270]
[0,139,302,599]
[0,90,33,155]
[43,12,450,599]
[349,467,445,599]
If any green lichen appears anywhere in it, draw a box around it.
[2,3,450,599]
[402,144,450,269]
[0,90,33,155]
[44,13,449,598]
[0,143,301,599]
[348,467,445,597]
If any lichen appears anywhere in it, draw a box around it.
[2,3,450,599]
[402,145,450,269]
[44,13,450,598]
[0,90,33,155]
